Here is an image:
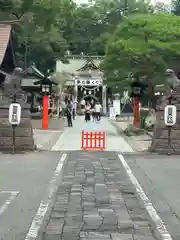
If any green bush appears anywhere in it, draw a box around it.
[140,109,149,129]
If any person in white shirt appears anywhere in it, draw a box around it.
[72,100,78,120]
[61,100,66,118]
[80,99,85,109]
[94,101,102,122]
[85,103,91,122]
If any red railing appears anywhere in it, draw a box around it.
[81,130,105,150]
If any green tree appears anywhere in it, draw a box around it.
[0,0,74,71]
[0,0,154,70]
[172,0,180,15]
[67,5,96,54]
[67,0,153,55]
[102,13,180,88]
[154,2,171,13]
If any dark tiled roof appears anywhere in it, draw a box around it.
[0,24,11,66]
[77,59,99,71]
[24,65,44,78]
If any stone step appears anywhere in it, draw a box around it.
[116,116,133,121]
[0,137,35,151]
[0,128,32,137]
[155,130,180,138]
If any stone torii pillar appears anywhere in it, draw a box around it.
[102,85,107,114]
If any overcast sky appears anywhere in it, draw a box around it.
[151,0,171,4]
[75,0,172,5]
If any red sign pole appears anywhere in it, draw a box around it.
[42,95,48,129]
[133,96,140,127]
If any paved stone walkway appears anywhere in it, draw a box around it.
[51,116,133,152]
[43,151,156,240]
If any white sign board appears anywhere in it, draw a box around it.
[113,100,121,115]
[164,105,176,126]
[109,107,116,120]
[9,103,21,125]
[75,79,102,86]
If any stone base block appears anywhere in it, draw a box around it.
[150,103,180,154]
[0,118,35,152]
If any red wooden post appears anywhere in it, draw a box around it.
[85,132,89,149]
[42,95,48,129]
[82,130,84,149]
[94,132,97,149]
[90,132,93,148]
[98,132,101,149]
[133,96,140,127]
[102,132,105,149]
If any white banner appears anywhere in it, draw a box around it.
[109,107,116,120]
[113,100,121,115]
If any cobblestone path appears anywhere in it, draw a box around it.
[43,151,156,240]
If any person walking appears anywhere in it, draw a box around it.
[94,101,102,122]
[72,100,77,120]
[61,100,66,119]
[84,103,91,122]
[66,100,73,127]
[80,98,85,109]
[92,108,96,121]
[90,99,96,121]
[58,104,62,118]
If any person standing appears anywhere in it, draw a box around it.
[91,100,96,121]
[66,100,73,127]
[94,101,102,122]
[85,103,91,122]
[80,98,85,109]
[61,100,66,119]
[58,104,62,118]
[72,100,77,120]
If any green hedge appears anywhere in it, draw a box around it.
[140,109,149,129]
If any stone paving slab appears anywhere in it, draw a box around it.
[31,118,65,130]
[43,151,156,240]
[33,129,64,150]
[32,118,65,150]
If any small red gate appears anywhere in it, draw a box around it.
[81,130,106,150]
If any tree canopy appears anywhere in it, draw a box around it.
[0,0,74,71]
[0,0,154,72]
[172,0,180,15]
[0,0,175,84]
[102,13,180,89]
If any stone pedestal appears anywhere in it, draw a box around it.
[0,98,35,152]
[150,86,180,154]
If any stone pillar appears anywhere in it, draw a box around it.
[0,98,35,152]
[74,84,78,101]
[102,85,107,114]
[74,84,78,113]
[30,92,34,111]
[0,67,35,152]
[150,85,180,154]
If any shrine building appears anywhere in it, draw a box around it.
[56,54,109,114]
